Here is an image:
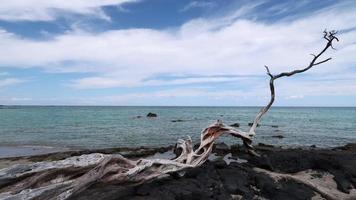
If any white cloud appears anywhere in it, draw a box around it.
[180,1,215,12]
[0,1,355,102]
[0,0,137,21]
[0,78,25,88]
[70,76,253,89]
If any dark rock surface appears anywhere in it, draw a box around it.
[213,142,230,155]
[271,135,284,139]
[171,119,185,122]
[230,123,240,127]
[69,143,356,200]
[146,112,158,117]
[248,122,260,127]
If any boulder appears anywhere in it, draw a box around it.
[146,112,158,117]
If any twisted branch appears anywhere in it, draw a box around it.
[247,30,339,136]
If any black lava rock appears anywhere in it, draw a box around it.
[146,112,158,117]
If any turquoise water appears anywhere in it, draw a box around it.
[0,106,355,149]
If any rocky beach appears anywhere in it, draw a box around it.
[1,143,355,200]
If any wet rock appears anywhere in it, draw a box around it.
[171,119,185,122]
[248,122,260,127]
[257,143,274,148]
[229,123,240,127]
[193,143,200,151]
[49,143,356,200]
[146,112,158,117]
[271,125,278,128]
[173,144,182,158]
[213,142,230,154]
[271,135,284,139]
[337,143,356,151]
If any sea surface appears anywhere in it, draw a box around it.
[0,106,355,149]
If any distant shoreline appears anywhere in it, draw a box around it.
[1,105,356,108]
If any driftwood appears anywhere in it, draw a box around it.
[0,31,338,200]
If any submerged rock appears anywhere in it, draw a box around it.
[248,122,260,127]
[146,112,158,117]
[171,119,185,122]
[271,135,284,139]
[230,123,240,127]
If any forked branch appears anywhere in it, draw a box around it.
[248,30,339,136]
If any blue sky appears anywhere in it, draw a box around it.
[0,0,355,106]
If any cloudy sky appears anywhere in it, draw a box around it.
[0,0,355,106]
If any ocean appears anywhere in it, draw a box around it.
[0,106,355,149]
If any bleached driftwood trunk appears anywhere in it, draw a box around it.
[0,31,339,200]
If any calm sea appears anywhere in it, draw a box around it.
[0,106,355,149]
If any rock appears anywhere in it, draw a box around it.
[230,144,242,154]
[171,119,184,122]
[231,194,242,200]
[193,143,200,151]
[230,123,240,127]
[310,145,316,148]
[173,144,182,158]
[338,143,356,151]
[146,112,157,117]
[271,135,284,139]
[258,143,274,148]
[134,116,143,119]
[271,125,278,128]
[213,142,230,154]
[10,143,356,200]
[248,122,260,127]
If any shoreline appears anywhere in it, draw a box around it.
[0,141,353,159]
[1,143,355,199]
[0,141,348,160]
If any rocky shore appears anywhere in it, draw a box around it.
[1,143,356,200]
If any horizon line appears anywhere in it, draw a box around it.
[1,105,356,108]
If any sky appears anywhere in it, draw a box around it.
[0,0,355,106]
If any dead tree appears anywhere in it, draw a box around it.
[0,31,339,200]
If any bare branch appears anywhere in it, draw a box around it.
[314,57,332,66]
[248,30,339,136]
